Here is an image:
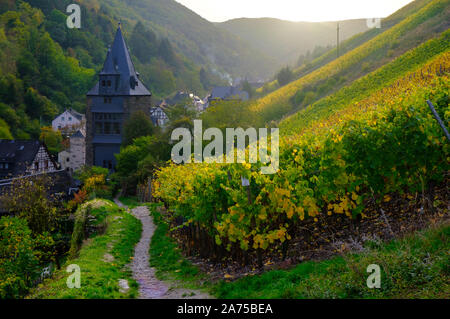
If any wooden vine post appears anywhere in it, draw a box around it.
[427,100,450,142]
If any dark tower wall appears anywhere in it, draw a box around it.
[85,24,152,169]
[85,95,152,166]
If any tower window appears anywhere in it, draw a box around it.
[104,122,111,134]
[107,80,111,87]
[94,113,122,135]
[102,80,106,87]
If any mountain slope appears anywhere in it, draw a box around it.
[91,0,276,79]
[0,0,228,140]
[217,18,369,68]
[257,0,437,94]
[249,0,449,126]
[153,45,449,267]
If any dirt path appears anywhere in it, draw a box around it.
[115,199,211,299]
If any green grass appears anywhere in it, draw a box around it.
[28,200,141,299]
[213,223,450,299]
[148,203,211,291]
[147,203,449,299]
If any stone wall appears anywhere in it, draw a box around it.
[59,136,86,173]
[70,136,86,171]
[123,96,152,118]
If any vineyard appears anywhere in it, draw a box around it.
[280,30,450,135]
[248,0,449,126]
[153,46,449,267]
[256,0,436,95]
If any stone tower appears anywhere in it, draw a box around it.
[85,23,152,169]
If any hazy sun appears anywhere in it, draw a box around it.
[175,0,414,22]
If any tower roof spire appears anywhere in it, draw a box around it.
[89,23,151,96]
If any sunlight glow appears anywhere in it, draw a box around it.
[175,0,414,22]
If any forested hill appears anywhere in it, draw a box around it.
[0,0,227,140]
[216,18,369,68]
[84,0,276,79]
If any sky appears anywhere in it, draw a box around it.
[174,0,414,22]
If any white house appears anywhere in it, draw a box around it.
[52,109,85,135]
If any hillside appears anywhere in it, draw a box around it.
[0,0,228,140]
[153,36,449,274]
[151,0,449,280]
[217,18,369,69]
[89,0,276,79]
[249,0,449,126]
[257,0,438,95]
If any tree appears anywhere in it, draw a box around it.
[242,80,255,99]
[0,217,39,299]
[158,38,177,66]
[123,110,155,147]
[115,135,171,194]
[129,21,157,64]
[39,126,62,154]
[276,66,294,86]
[0,175,58,235]
[0,118,13,139]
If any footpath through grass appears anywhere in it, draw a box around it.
[28,199,141,299]
[147,203,449,299]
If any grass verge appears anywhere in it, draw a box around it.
[148,203,211,292]
[147,202,448,299]
[28,199,141,299]
[213,222,449,299]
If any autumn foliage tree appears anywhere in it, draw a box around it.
[0,175,58,235]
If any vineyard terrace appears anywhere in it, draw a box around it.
[171,120,279,174]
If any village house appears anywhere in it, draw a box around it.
[0,140,76,211]
[85,23,153,170]
[207,86,249,104]
[52,108,86,136]
[0,139,58,180]
[150,106,169,127]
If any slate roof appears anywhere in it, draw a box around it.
[71,130,85,139]
[87,24,151,96]
[210,86,249,101]
[0,140,41,179]
[68,108,84,121]
[210,87,233,100]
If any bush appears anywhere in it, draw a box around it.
[0,217,38,299]
[0,175,58,234]
[276,66,294,86]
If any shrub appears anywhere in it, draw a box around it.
[0,217,38,299]
[0,175,58,234]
